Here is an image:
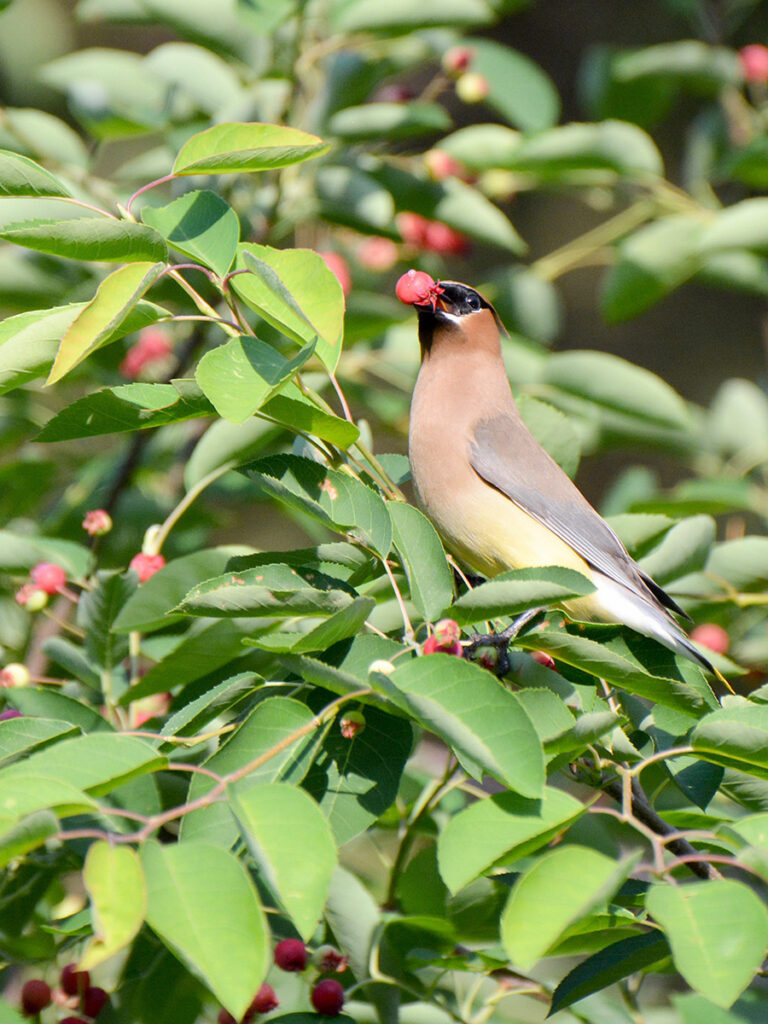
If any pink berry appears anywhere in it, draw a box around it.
[129,553,166,583]
[60,963,90,997]
[319,251,352,296]
[740,44,768,82]
[0,708,23,720]
[531,651,556,671]
[373,84,414,103]
[119,328,172,380]
[397,212,430,248]
[433,618,461,647]
[691,623,730,655]
[21,979,51,1015]
[248,983,279,1015]
[475,646,500,672]
[0,663,30,688]
[82,509,113,536]
[395,269,442,307]
[357,236,399,271]
[30,562,66,594]
[82,986,108,1018]
[455,71,490,104]
[423,221,470,256]
[311,979,345,1016]
[423,635,462,657]
[339,711,366,739]
[274,938,307,972]
[15,584,48,610]
[442,46,474,75]
[424,150,464,181]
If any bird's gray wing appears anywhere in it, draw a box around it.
[469,412,686,617]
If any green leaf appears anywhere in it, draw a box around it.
[463,38,560,132]
[142,190,239,276]
[331,0,493,31]
[448,566,595,625]
[692,704,768,777]
[3,689,109,734]
[77,570,137,672]
[161,673,258,740]
[550,931,671,1015]
[613,40,741,89]
[120,619,259,703]
[437,787,585,893]
[601,215,704,322]
[173,122,329,175]
[0,217,168,263]
[315,165,396,235]
[230,781,337,940]
[0,718,78,767]
[500,845,636,970]
[114,547,251,633]
[442,120,663,177]
[328,102,451,141]
[0,300,169,396]
[261,390,360,448]
[637,515,715,585]
[80,842,146,969]
[646,880,768,1007]
[184,416,282,489]
[384,655,544,796]
[251,596,376,654]
[141,840,269,1020]
[302,701,413,844]
[516,628,714,714]
[195,336,314,424]
[37,380,215,442]
[542,350,691,429]
[47,261,165,385]
[177,563,354,618]
[0,734,165,797]
[0,149,72,197]
[181,697,317,847]
[698,199,768,255]
[389,502,453,622]
[232,244,344,371]
[0,810,59,871]
[0,773,96,819]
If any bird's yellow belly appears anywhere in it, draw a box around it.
[423,486,606,623]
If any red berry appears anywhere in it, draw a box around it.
[319,251,352,296]
[0,708,23,720]
[311,979,345,1016]
[82,509,113,537]
[442,46,474,75]
[21,979,51,1015]
[274,938,307,972]
[475,646,500,672]
[60,963,90,997]
[740,44,768,82]
[424,150,464,181]
[531,650,556,671]
[691,623,730,655]
[316,946,348,973]
[217,1011,237,1024]
[249,983,279,1015]
[60,1018,89,1024]
[129,552,166,583]
[433,618,460,647]
[82,986,108,1018]
[357,236,398,271]
[395,269,442,307]
[30,562,66,594]
[120,328,172,380]
[373,84,414,103]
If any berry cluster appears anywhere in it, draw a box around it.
[217,939,347,1023]
[20,963,108,1022]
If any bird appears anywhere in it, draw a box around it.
[395,269,724,681]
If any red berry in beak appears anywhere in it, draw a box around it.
[395,269,444,309]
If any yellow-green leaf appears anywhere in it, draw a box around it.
[80,841,146,970]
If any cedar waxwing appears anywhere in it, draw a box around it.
[397,270,721,678]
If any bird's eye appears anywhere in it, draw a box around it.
[466,292,481,311]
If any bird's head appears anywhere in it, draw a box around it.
[396,271,502,355]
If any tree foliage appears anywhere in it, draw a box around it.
[2,1,768,1023]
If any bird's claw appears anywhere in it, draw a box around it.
[463,608,545,677]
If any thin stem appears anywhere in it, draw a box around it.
[329,371,354,423]
[382,559,413,642]
[628,745,695,777]
[58,196,119,219]
[167,269,239,336]
[148,461,237,556]
[126,173,177,218]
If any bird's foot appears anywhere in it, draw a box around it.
[463,608,545,677]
